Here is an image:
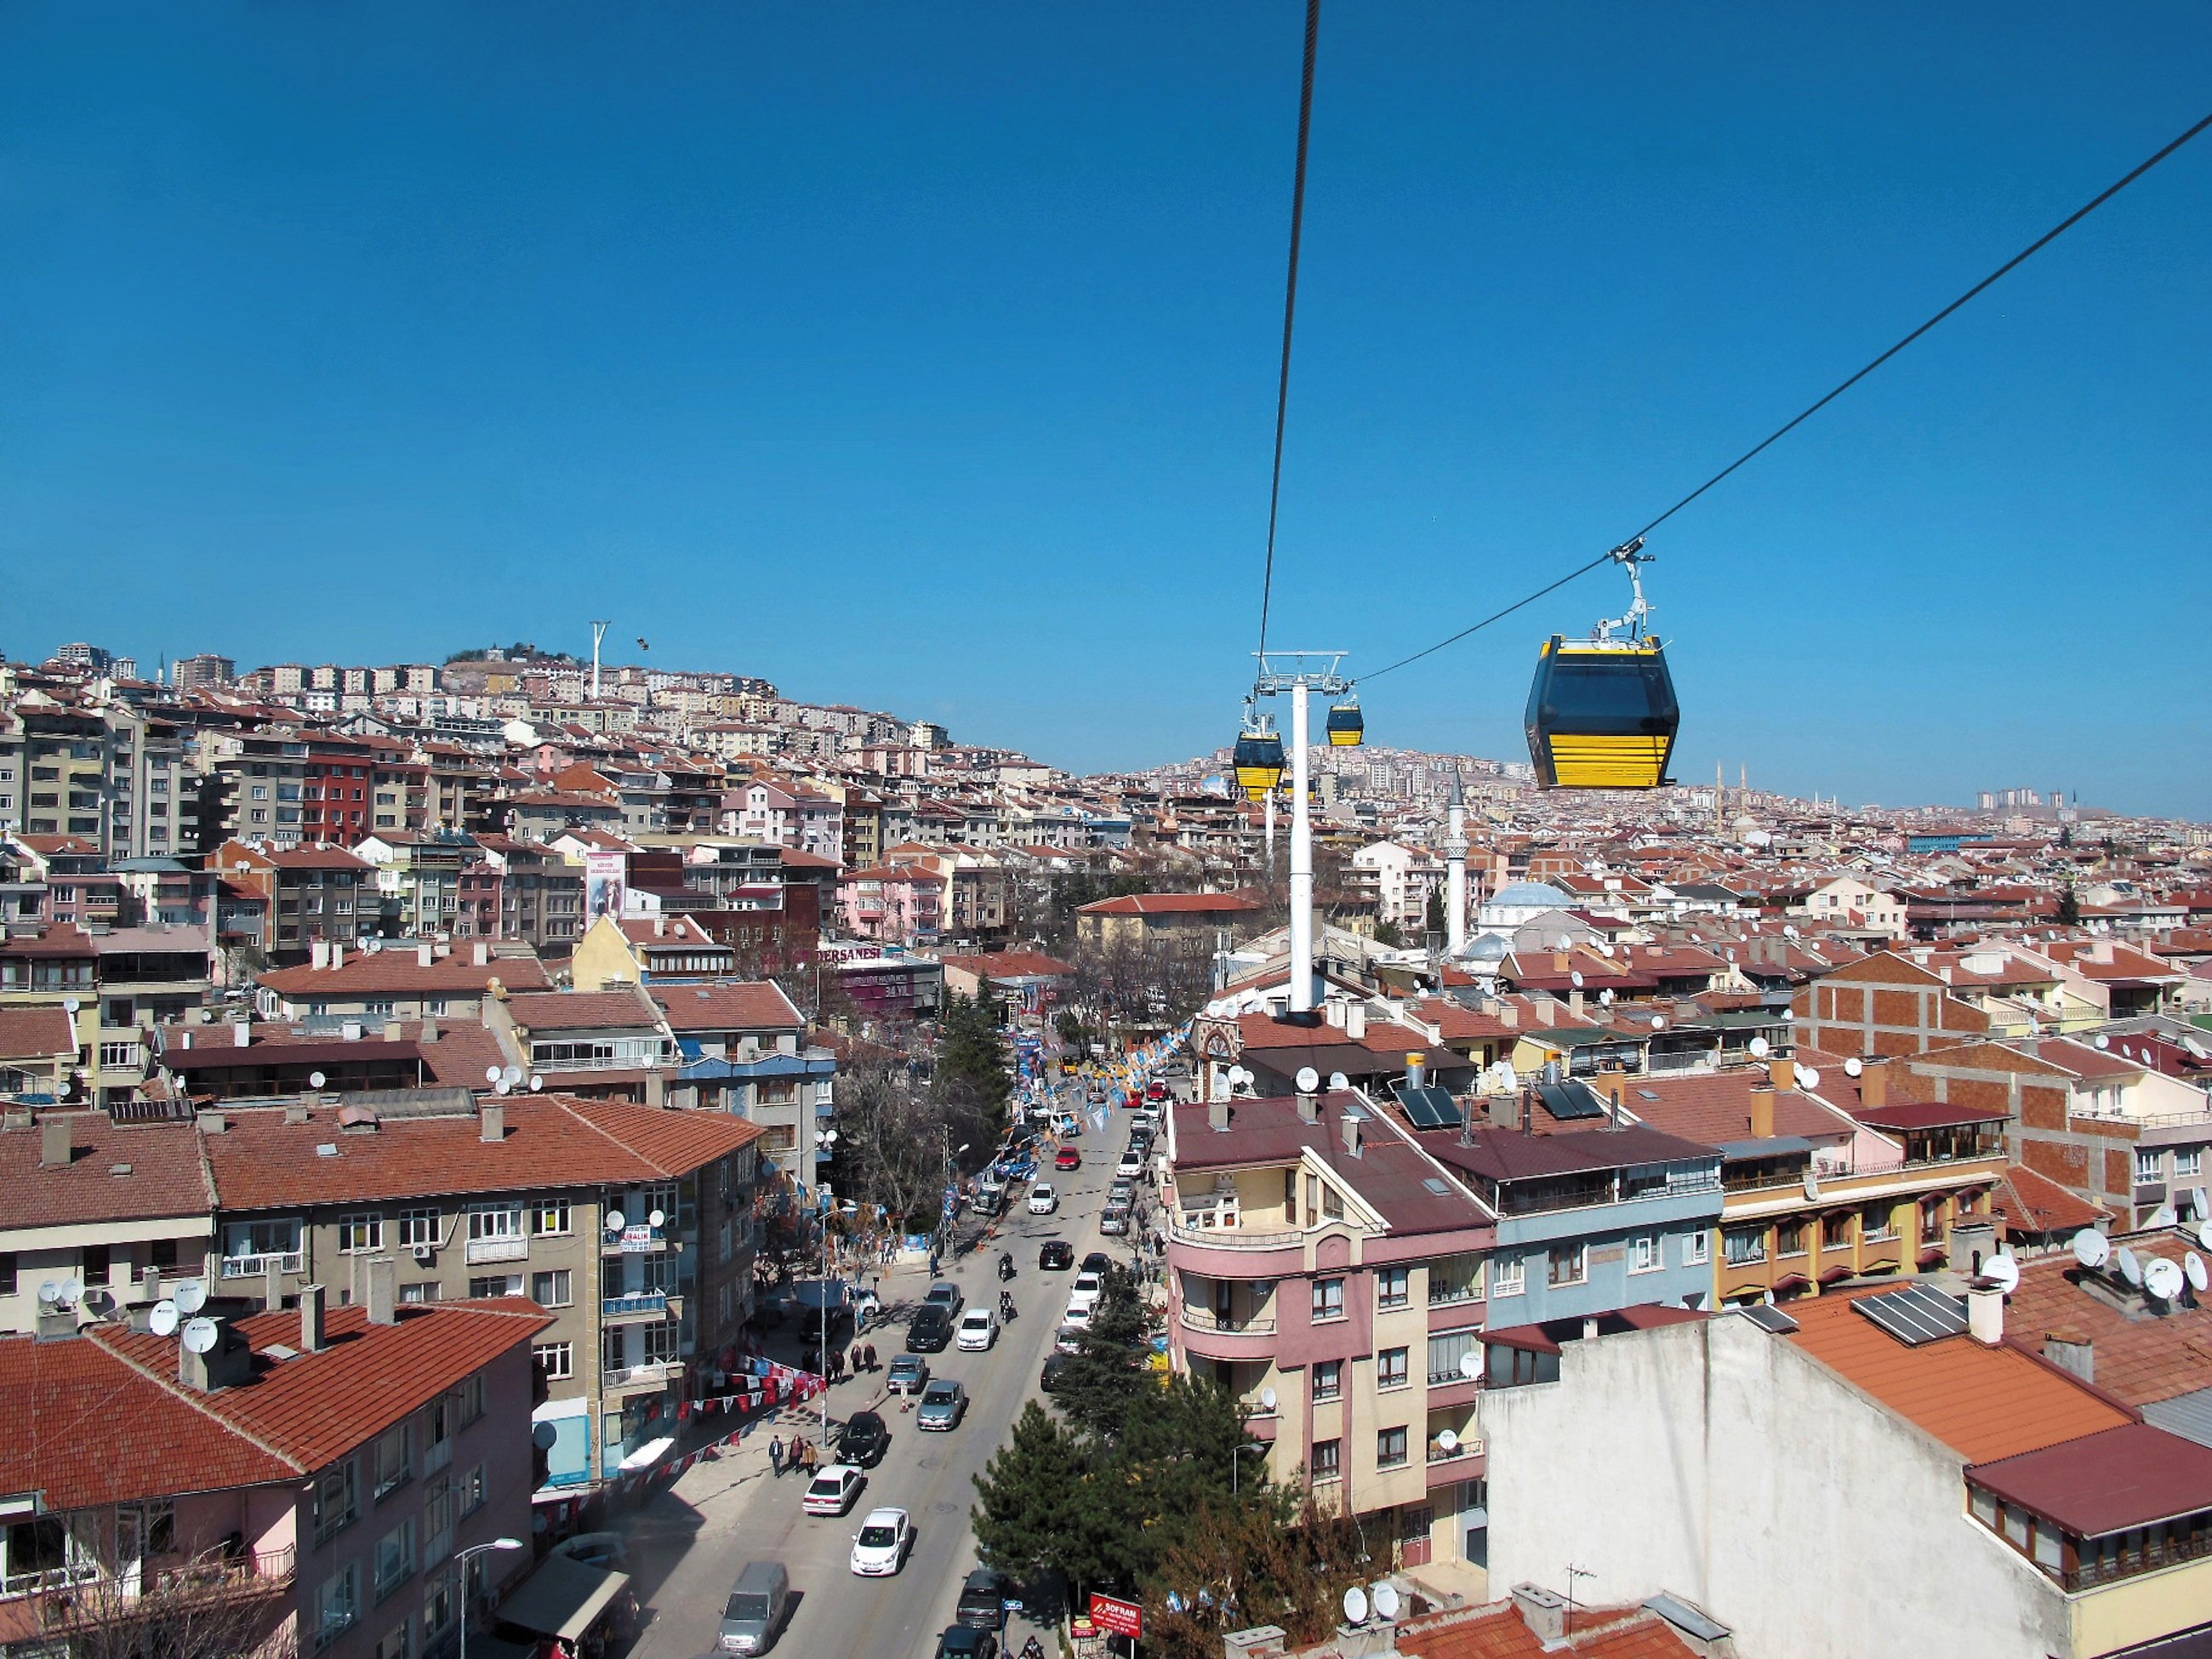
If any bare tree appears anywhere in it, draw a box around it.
[37,1537,299,1659]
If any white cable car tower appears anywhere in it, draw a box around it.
[1254,649,1348,1015]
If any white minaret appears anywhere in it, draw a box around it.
[1444,773,1468,956]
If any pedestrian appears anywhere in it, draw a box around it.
[851,1343,864,1377]
[864,1342,877,1371]
[768,1434,784,1478]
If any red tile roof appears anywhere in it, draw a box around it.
[507,986,666,1033]
[259,954,554,997]
[0,1004,77,1059]
[0,1115,214,1230]
[1075,891,1262,916]
[1615,1069,1858,1148]
[1987,1166,2107,1238]
[1397,1600,1698,1658]
[651,982,805,1033]
[2001,1232,2212,1406]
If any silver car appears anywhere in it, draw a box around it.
[917,1378,969,1431]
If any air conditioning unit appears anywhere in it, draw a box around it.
[411,1245,435,1265]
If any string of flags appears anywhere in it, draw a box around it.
[599,1358,827,1502]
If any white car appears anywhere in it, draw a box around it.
[1067,1271,1104,1315]
[956,1307,1000,1351]
[1116,1149,1145,1179]
[1027,1183,1059,1215]
[849,1506,913,1576]
[1063,1299,1096,1331]
[802,1462,864,1516]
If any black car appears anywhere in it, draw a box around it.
[1081,1251,1112,1277]
[1038,1240,1075,1272]
[908,1308,954,1352]
[837,1410,890,1468]
[1039,1353,1072,1393]
[934,1626,998,1659]
[955,1568,1009,1630]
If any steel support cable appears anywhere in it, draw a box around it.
[1255,0,1322,670]
[1359,104,2212,687]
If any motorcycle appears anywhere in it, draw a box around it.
[1021,1639,1046,1659]
[997,1251,1016,1282]
[999,1291,1018,1322]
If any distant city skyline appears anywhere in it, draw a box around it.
[3,5,2207,815]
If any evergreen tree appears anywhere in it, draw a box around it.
[972,1402,1090,1577]
[2056,886,2083,927]
[1425,884,1446,938]
[1052,1268,1155,1442]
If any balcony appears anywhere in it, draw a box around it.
[151,1544,298,1600]
[464,1236,527,1265]
[1179,1307,1276,1337]
[219,1250,302,1280]
[603,1360,681,1389]
[1166,1215,1303,1251]
[602,1291,672,1323]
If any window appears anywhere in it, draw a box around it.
[398,1209,439,1249]
[2177,1148,2203,1179]
[423,1565,459,1639]
[99,1040,139,1069]
[1548,1244,1586,1287]
[1491,1255,1525,1296]
[533,1200,571,1236]
[1775,1221,1807,1257]
[1311,1278,1345,1320]
[316,1564,359,1649]
[373,1423,411,1501]
[1685,1231,1710,1267]
[373,1518,415,1601]
[1428,1253,1482,1304]
[2135,1149,2162,1184]
[1377,1266,1410,1309]
[601,1327,626,1373]
[1723,1227,1767,1267]
[1312,1360,1343,1402]
[1862,1204,1897,1241]
[2,1252,19,1297]
[400,1283,440,1305]
[468,1206,523,1244]
[459,1462,487,1517]
[468,1274,523,1299]
[339,1214,384,1254]
[1821,1213,1853,1251]
[534,1342,575,1380]
[314,1461,358,1542]
[454,1374,484,1424]
[1311,1438,1341,1482]
[1428,1329,1477,1386]
[1629,1234,1662,1274]
[82,1244,110,1287]
[1321,1183,1344,1223]
[642,1320,681,1366]
[529,1269,573,1308]
[1377,1427,1409,1469]
[376,1622,412,1659]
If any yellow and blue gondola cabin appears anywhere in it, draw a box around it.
[1232,728,1286,799]
[1325,700,1364,747]
[1524,636,1679,790]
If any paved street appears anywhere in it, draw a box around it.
[625,1115,1143,1659]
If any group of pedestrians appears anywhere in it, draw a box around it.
[767,1434,819,1479]
[822,1343,881,1384]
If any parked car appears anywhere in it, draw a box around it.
[1099,1206,1130,1237]
[955,1568,1012,1630]
[924,1280,964,1317]
[1038,1240,1075,1271]
[1116,1149,1145,1179]
[719,1560,790,1653]
[1063,1300,1096,1331]
[932,1626,999,1659]
[802,1462,864,1517]
[1068,1272,1104,1314]
[887,1354,931,1395]
[849,1508,913,1576]
[908,1308,953,1353]
[1040,1352,1073,1390]
[1081,1251,1112,1276]
[1145,1080,1169,1102]
[917,1378,969,1431]
[1026,1183,1058,1215]
[956,1308,1000,1351]
[1054,1146,1081,1171]
[837,1411,890,1468]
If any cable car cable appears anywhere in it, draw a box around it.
[1255,0,1322,667]
[1357,102,2212,688]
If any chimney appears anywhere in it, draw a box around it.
[480,1102,505,1143]
[382,1019,404,1043]
[1521,1089,1534,1135]
[473,939,489,966]
[265,1257,285,1311]
[1968,1280,2005,1345]
[1346,1005,1367,1040]
[1748,1082,1776,1140]
[1342,1111,1363,1159]
[311,938,331,969]
[330,944,344,970]
[1767,1057,1793,1091]
[232,1021,251,1047]
[1297,1089,1320,1125]
[197,1110,228,1134]
[1325,1001,1346,1029]
[1501,1005,1519,1029]
[1490,1089,1518,1130]
[1222,1628,1289,1659]
[419,1016,439,1043]
[366,1257,397,1325]
[1949,1217,1997,1276]
[1551,951,1568,972]
[299,1284,327,1352]
[1510,1584,1569,1645]
[418,941,434,967]
[646,1069,667,1109]
[1860,1061,1889,1109]
[284,1097,311,1124]
[39,1115,71,1169]
[1568,989,1584,1019]
[653,914,666,938]
[1208,1097,1229,1132]
[2042,1330,2095,1384]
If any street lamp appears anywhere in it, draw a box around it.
[817,1129,841,1444]
[1231,1441,1268,1497]
[455,1536,522,1659]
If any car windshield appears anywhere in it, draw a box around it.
[808,1474,842,1494]
[857,1525,898,1548]
[923,1382,955,1401]
[725,1593,770,1619]
[848,1413,882,1433]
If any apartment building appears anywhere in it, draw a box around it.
[353,832,476,938]
[0,1296,549,1659]
[652,982,834,1171]
[1347,841,1445,934]
[569,915,736,989]
[1164,1087,1497,1579]
[199,1093,762,1490]
[210,841,380,962]
[0,703,190,858]
[256,942,554,1021]
[459,836,585,952]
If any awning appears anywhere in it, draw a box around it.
[496,1556,632,1644]
[1918,1245,1947,1265]
[1770,1274,1811,1292]
[618,1436,675,1472]
[1818,1265,1856,1285]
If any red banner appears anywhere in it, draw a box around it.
[1089,1593,1142,1639]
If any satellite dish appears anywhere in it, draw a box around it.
[605,1209,626,1232]
[2118,1247,2144,1287]
[1844,1058,1863,1078]
[494,1078,512,1095]
[1371,1584,1401,1622]
[2072,1229,2110,1269]
[149,1301,180,1337]
[1650,1015,1667,1030]
[308,1071,327,1090]
[1981,1253,2020,1295]
[1783,925,1799,939]
[2094,1034,2110,1050]
[367,937,383,953]
[2145,1257,2185,1301]
[1803,1171,1821,1202]
[1570,970,1584,988]
[1497,1062,1518,1092]
[58,1280,83,1306]
[532,1422,560,1450]
[2187,1254,2209,1294]
[37,1281,61,1306]
[180,1318,219,1354]
[648,1208,666,1229]
[1799,1067,1821,1092]
[485,1065,503,1084]
[1459,1352,1480,1379]
[502,1064,524,1086]
[1295,1067,1320,1094]
[1748,1036,1770,1060]
[530,1075,544,1092]
[62,996,81,1014]
[2199,1218,2212,1251]
[1599,989,1615,1006]
[1343,1587,1369,1626]
[1327,1072,1350,1090]
[1435,1428,1460,1454]
[1259,1386,1277,1412]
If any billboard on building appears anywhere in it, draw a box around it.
[585,849,628,922]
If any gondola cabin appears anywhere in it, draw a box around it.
[1325,700,1364,747]
[1524,636,1678,789]
[1232,727,1286,799]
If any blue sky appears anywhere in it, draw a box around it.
[3,4,2208,815]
